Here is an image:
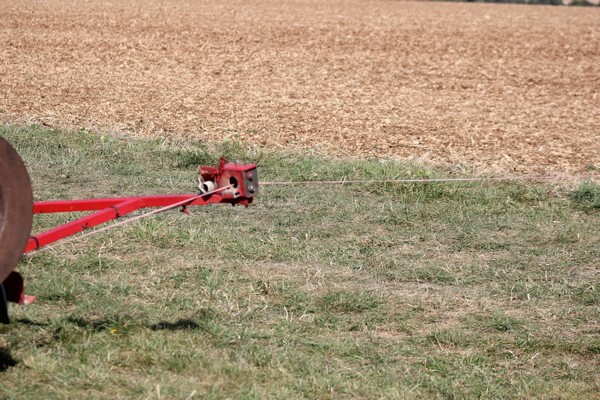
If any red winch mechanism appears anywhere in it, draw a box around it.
[0,137,258,323]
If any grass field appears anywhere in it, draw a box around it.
[1,0,599,398]
[0,125,598,398]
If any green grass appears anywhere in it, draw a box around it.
[1,125,599,399]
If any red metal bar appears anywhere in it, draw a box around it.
[33,193,248,214]
[1,158,259,322]
[25,191,253,253]
[24,160,258,254]
[33,198,126,213]
[25,198,144,252]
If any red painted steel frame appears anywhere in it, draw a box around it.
[0,152,258,321]
[24,193,250,253]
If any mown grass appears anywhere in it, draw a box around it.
[1,125,599,399]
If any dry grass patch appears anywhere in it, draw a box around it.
[1,0,599,173]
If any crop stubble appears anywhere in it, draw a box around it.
[0,0,599,173]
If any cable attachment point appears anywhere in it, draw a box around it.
[197,158,259,205]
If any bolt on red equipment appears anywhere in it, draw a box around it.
[0,137,258,323]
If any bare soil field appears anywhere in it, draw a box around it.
[1,0,599,174]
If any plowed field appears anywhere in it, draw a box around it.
[1,0,599,173]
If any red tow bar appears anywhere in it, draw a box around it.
[0,145,258,323]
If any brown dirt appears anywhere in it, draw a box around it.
[1,0,599,174]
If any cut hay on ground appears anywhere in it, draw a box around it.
[1,0,599,173]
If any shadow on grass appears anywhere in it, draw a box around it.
[0,348,17,372]
[14,318,48,327]
[65,316,201,332]
[149,319,200,331]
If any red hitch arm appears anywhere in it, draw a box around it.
[1,157,258,322]
[26,158,258,253]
